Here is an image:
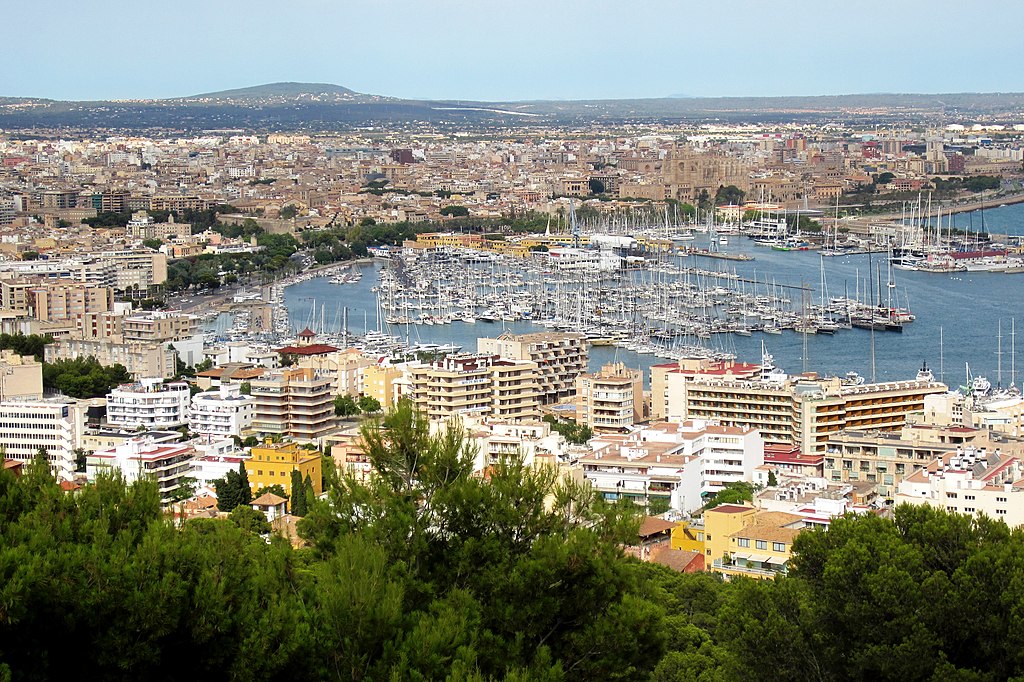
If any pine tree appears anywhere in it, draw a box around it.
[237,462,252,505]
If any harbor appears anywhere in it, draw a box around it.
[262,222,1024,388]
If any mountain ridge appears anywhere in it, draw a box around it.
[3,83,1024,131]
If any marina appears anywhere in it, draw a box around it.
[264,212,1024,388]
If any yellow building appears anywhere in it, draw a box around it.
[670,519,706,555]
[704,505,804,579]
[363,363,403,409]
[246,441,323,499]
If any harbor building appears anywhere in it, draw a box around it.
[407,353,541,422]
[105,378,191,430]
[579,420,764,512]
[87,437,195,504]
[249,367,335,442]
[189,384,256,438]
[651,358,947,454]
[477,331,587,404]
[895,447,1024,527]
[0,399,83,480]
[575,362,643,432]
[245,440,323,500]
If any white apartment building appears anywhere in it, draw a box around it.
[0,400,82,481]
[190,384,255,438]
[105,378,190,430]
[579,420,764,513]
[87,437,195,504]
[189,434,250,492]
[895,446,1024,527]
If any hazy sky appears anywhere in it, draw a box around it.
[9,0,1024,101]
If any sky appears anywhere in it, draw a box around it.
[8,0,1024,102]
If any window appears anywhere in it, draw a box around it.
[997,497,1008,503]
[965,495,975,501]
[964,507,975,513]
[737,538,750,548]
[773,542,785,552]
[947,492,957,499]
[997,509,1007,515]
[756,540,767,550]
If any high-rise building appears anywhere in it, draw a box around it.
[477,331,587,404]
[407,353,541,422]
[0,399,82,480]
[249,367,334,441]
[575,362,643,432]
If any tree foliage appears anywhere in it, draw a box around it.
[42,356,132,398]
[5,399,1024,681]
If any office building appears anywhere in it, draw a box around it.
[0,399,82,480]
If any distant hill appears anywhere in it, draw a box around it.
[3,83,1024,132]
[178,82,359,101]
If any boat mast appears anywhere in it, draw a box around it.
[998,319,1003,389]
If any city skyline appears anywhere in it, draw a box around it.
[7,0,1024,102]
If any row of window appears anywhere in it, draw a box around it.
[735,538,786,552]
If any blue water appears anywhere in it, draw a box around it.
[284,203,1024,388]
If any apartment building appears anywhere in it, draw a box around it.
[46,338,177,379]
[713,508,805,579]
[895,447,1024,527]
[363,363,404,409]
[105,378,191,430]
[0,399,82,480]
[28,281,114,321]
[87,437,195,504]
[122,311,199,343]
[98,249,168,291]
[0,350,43,400]
[651,358,947,453]
[825,423,997,498]
[407,353,541,422]
[245,441,323,499]
[579,420,764,512]
[477,331,587,404]
[575,362,643,432]
[249,367,334,441]
[296,347,374,396]
[190,383,255,438]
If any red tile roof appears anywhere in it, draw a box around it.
[275,343,339,356]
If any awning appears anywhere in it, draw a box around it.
[766,556,789,565]
[744,552,774,563]
[731,552,752,561]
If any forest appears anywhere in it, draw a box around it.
[1,402,1023,680]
